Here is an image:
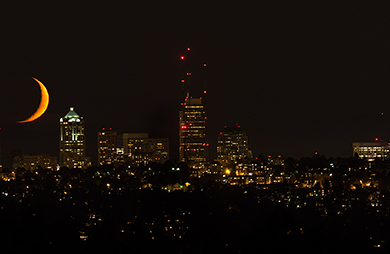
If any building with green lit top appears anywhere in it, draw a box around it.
[59,107,91,169]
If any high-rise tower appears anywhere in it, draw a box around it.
[178,47,208,169]
[59,107,91,169]
[179,97,208,168]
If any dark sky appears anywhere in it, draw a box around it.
[0,1,390,165]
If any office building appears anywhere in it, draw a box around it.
[12,154,57,171]
[123,133,169,166]
[98,128,121,166]
[217,126,252,166]
[352,141,390,161]
[59,107,91,169]
[179,97,208,168]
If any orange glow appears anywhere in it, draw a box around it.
[18,77,49,123]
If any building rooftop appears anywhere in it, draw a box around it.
[63,107,81,119]
[185,98,203,105]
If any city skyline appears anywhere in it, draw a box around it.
[0,2,390,164]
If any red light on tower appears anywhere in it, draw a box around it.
[181,125,187,129]
[180,56,185,60]
[181,79,185,83]
[204,63,206,67]
[204,90,207,94]
[187,47,190,51]
[375,137,379,141]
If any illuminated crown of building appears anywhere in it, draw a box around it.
[60,107,82,122]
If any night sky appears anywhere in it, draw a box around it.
[0,1,390,165]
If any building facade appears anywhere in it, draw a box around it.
[98,129,119,166]
[352,141,390,161]
[217,126,252,166]
[123,133,169,166]
[13,154,57,171]
[179,97,208,168]
[59,107,91,169]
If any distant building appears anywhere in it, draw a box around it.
[98,128,122,166]
[123,133,169,166]
[217,126,252,165]
[352,141,390,161]
[267,155,284,166]
[59,107,91,169]
[13,154,57,171]
[179,97,208,168]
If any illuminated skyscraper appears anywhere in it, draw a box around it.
[59,107,91,169]
[217,126,252,166]
[179,97,208,168]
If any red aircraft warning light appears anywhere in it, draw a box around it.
[180,56,185,60]
[187,47,190,51]
[375,138,379,141]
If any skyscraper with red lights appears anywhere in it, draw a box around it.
[179,97,208,168]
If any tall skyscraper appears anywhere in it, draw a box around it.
[59,107,91,169]
[179,97,208,168]
[217,125,252,166]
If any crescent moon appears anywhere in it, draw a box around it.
[17,77,49,123]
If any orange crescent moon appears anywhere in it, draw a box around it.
[17,77,49,123]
